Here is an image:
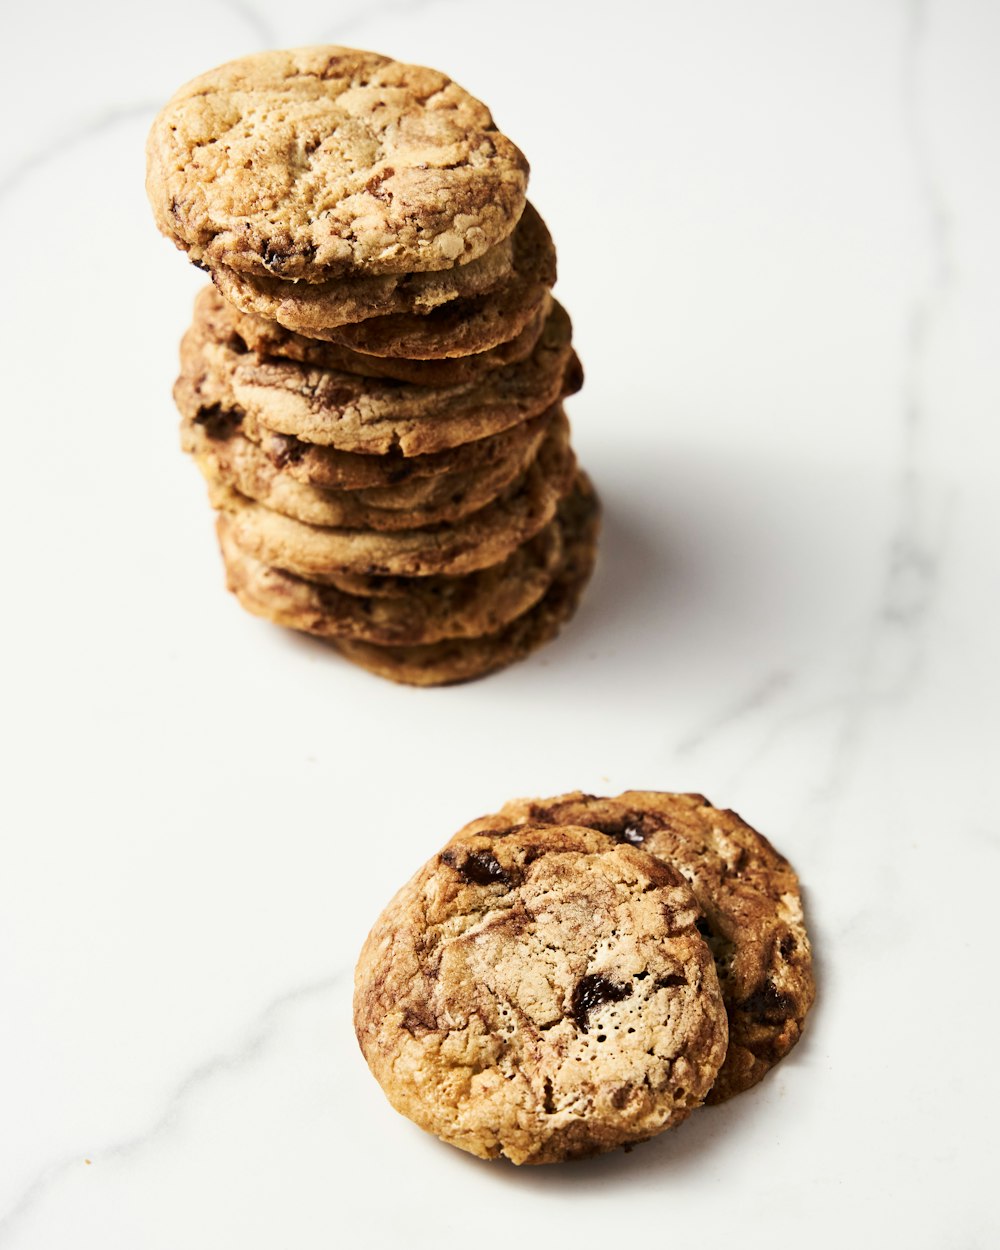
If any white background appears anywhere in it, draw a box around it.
[1,1,997,1246]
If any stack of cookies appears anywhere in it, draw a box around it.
[354,791,816,1164]
[146,47,597,685]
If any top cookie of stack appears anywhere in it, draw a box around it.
[147,47,596,684]
[147,46,528,284]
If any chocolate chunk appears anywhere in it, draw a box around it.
[400,1006,437,1035]
[655,973,687,990]
[260,239,287,268]
[267,434,305,468]
[739,981,795,1025]
[193,403,241,440]
[584,817,645,845]
[441,849,511,887]
[571,975,632,1030]
[561,352,585,397]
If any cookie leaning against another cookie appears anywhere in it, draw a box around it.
[146,46,528,280]
[354,822,728,1162]
[491,792,816,1103]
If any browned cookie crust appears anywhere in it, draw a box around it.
[146,46,528,281]
[332,473,598,684]
[210,202,527,332]
[178,281,577,456]
[204,413,576,579]
[221,289,549,387]
[241,407,554,495]
[181,404,552,530]
[354,820,727,1162]
[174,336,560,494]
[488,792,815,1102]
[217,499,565,646]
[252,201,555,356]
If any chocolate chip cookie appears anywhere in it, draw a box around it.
[220,288,549,386]
[203,411,575,579]
[354,821,728,1161]
[179,280,577,456]
[488,792,816,1102]
[181,406,548,531]
[331,472,598,682]
[151,46,596,683]
[146,46,528,280]
[216,494,566,646]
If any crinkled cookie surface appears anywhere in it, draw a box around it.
[354,822,728,1161]
[146,46,528,280]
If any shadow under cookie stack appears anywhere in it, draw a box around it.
[146,46,598,686]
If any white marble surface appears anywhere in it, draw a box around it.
[2,0,998,1245]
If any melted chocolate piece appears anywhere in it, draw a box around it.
[571,975,632,1030]
[267,434,306,468]
[655,973,687,990]
[193,403,241,440]
[256,236,317,274]
[739,981,795,1025]
[400,1006,437,1035]
[561,351,585,397]
[582,817,646,845]
[441,849,511,887]
[610,1085,632,1109]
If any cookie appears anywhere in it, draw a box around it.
[221,289,549,387]
[146,46,528,280]
[175,348,558,493]
[353,820,727,1162]
[222,201,555,355]
[332,473,598,683]
[202,412,575,579]
[179,282,577,456]
[182,404,548,530]
[332,276,551,360]
[210,201,524,332]
[217,504,564,646]
[488,792,816,1102]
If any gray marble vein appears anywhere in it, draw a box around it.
[674,669,796,757]
[811,0,957,813]
[0,970,346,1245]
[0,0,275,205]
[672,0,958,820]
